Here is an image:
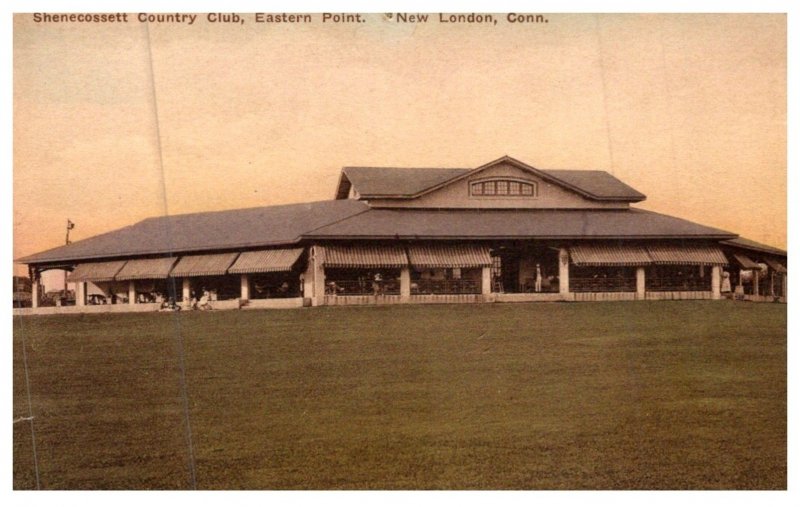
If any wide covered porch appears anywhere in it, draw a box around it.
[566,242,727,301]
[722,240,787,302]
[32,246,308,312]
[21,238,782,313]
[312,243,494,305]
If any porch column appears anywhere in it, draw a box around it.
[481,266,492,295]
[558,248,570,299]
[182,278,191,302]
[128,280,136,305]
[240,274,250,300]
[753,269,760,296]
[400,266,411,299]
[303,257,314,299]
[311,246,326,305]
[711,265,721,300]
[75,282,86,307]
[782,273,787,299]
[636,267,646,300]
[31,270,39,309]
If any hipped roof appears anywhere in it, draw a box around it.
[17,200,368,264]
[19,205,740,267]
[305,208,737,240]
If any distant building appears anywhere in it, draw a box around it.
[15,156,787,313]
[12,276,32,308]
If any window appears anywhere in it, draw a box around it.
[470,179,537,198]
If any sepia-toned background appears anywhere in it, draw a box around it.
[13,13,786,280]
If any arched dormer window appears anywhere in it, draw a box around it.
[470,178,538,197]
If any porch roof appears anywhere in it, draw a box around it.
[228,248,305,274]
[570,245,652,266]
[170,252,239,277]
[731,253,761,270]
[320,245,407,268]
[763,258,787,273]
[407,244,492,268]
[67,260,127,282]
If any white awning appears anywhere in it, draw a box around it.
[169,252,239,277]
[320,245,407,268]
[228,248,304,274]
[647,245,728,265]
[407,244,492,268]
[67,260,127,282]
[115,257,178,280]
[570,245,651,266]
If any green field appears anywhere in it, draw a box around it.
[13,301,786,489]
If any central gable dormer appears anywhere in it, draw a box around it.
[335,156,645,210]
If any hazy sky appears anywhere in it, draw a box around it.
[13,13,786,276]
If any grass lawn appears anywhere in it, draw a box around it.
[13,300,786,489]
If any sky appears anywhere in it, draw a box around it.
[13,13,786,279]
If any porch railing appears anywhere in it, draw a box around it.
[412,279,480,295]
[646,276,709,292]
[570,277,636,293]
[521,278,559,293]
[326,279,401,296]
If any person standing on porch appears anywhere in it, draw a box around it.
[535,263,543,293]
[373,271,384,296]
[721,270,732,295]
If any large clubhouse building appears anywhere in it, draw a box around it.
[15,156,787,313]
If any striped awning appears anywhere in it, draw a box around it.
[407,244,492,268]
[731,253,760,270]
[569,245,651,266]
[647,245,728,266]
[115,257,178,280]
[169,252,239,277]
[763,258,787,273]
[321,245,407,268]
[67,260,127,282]
[228,248,304,274]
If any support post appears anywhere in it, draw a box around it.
[558,248,570,300]
[400,267,411,300]
[128,280,136,305]
[240,274,249,301]
[782,273,787,299]
[303,257,314,299]
[481,266,492,295]
[182,278,191,302]
[711,265,721,300]
[753,269,760,297]
[311,246,326,305]
[76,281,86,307]
[636,267,646,300]
[30,269,39,309]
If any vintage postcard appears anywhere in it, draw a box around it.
[12,10,787,493]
